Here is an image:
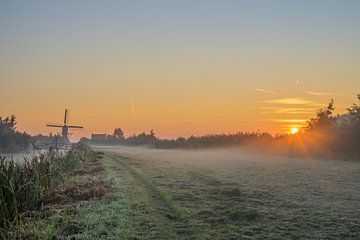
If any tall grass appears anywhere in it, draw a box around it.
[0,143,94,238]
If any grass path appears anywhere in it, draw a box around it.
[76,152,203,239]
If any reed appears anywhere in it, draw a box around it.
[0,143,93,236]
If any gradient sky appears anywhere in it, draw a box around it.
[1,0,360,140]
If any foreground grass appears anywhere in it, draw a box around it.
[74,155,136,239]
[21,147,360,239]
[75,154,203,239]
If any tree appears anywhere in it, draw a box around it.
[346,94,360,153]
[0,115,16,133]
[347,94,360,126]
[306,99,335,130]
[0,115,30,152]
[113,128,125,139]
[150,129,155,137]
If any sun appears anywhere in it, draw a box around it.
[290,127,299,135]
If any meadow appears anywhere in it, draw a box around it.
[76,146,360,239]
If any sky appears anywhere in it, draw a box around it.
[1,0,359,140]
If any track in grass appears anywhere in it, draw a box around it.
[106,153,202,239]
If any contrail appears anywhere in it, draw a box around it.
[129,99,136,117]
[253,88,278,95]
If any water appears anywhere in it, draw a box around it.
[0,149,67,164]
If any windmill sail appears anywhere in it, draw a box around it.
[46,124,63,128]
[64,109,68,125]
[68,125,84,129]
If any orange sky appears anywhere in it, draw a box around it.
[1,1,359,141]
[2,83,357,141]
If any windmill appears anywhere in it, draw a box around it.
[46,109,83,144]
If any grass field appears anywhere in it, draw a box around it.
[74,146,360,239]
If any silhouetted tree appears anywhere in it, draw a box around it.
[306,99,335,130]
[347,94,360,127]
[113,128,125,139]
[0,115,31,152]
[150,129,155,137]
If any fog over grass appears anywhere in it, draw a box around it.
[93,145,360,238]
[100,146,360,194]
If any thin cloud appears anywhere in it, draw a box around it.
[264,98,316,105]
[258,107,315,114]
[302,91,334,96]
[276,110,313,114]
[253,88,278,95]
[302,91,353,97]
[272,119,307,123]
[280,124,306,129]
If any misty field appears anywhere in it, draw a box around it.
[76,146,360,239]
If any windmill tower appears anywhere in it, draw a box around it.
[46,109,83,144]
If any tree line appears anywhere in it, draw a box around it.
[83,94,360,159]
[2,94,360,159]
[0,115,31,153]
